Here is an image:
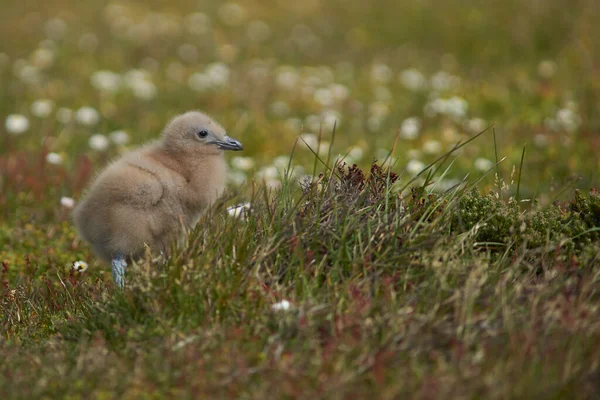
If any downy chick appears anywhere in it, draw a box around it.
[73,111,243,287]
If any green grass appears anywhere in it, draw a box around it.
[1,0,600,398]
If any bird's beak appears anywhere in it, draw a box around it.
[215,136,243,151]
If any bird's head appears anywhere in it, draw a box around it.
[162,111,243,155]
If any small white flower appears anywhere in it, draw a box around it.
[400,68,427,91]
[400,117,421,140]
[60,196,75,209]
[556,108,581,133]
[422,140,442,154]
[538,60,557,79]
[371,63,392,84]
[273,155,290,169]
[271,300,292,311]
[367,116,383,132]
[72,260,89,273]
[218,3,248,26]
[406,159,425,176]
[188,73,212,92]
[76,107,100,126]
[299,133,318,150]
[474,157,494,172]
[91,70,121,93]
[275,68,299,90]
[44,18,67,39]
[185,12,211,35]
[228,170,246,185]
[109,130,129,145]
[257,165,279,181]
[205,62,230,87]
[314,88,334,106]
[374,85,392,101]
[247,20,270,42]
[46,152,63,165]
[31,48,55,68]
[31,99,55,118]
[56,108,73,124]
[466,118,487,133]
[431,71,461,91]
[227,202,250,219]
[177,43,199,63]
[89,134,109,151]
[330,83,349,101]
[348,147,364,161]
[231,156,255,171]
[130,79,157,100]
[533,134,548,148]
[269,101,290,118]
[5,114,30,134]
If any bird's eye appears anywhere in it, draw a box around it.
[197,130,209,138]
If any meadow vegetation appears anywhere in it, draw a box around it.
[1,0,599,398]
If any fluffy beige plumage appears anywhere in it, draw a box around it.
[73,111,243,287]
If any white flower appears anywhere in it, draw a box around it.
[400,117,421,140]
[257,165,279,180]
[228,171,246,185]
[474,157,494,172]
[348,147,364,161]
[205,63,230,87]
[31,48,55,68]
[247,20,270,42]
[431,71,461,91]
[5,114,30,134]
[231,156,255,171]
[466,118,487,133]
[269,101,290,118]
[425,96,468,119]
[227,202,250,218]
[422,140,442,154]
[406,159,425,176]
[56,108,73,124]
[109,130,129,145]
[374,86,392,101]
[44,18,67,39]
[89,134,109,151]
[369,102,389,118]
[130,79,157,100]
[91,70,121,92]
[371,63,392,84]
[367,116,383,132]
[188,73,212,92]
[76,107,100,126]
[330,83,349,101]
[556,108,581,133]
[538,60,557,79]
[177,43,199,63]
[218,3,248,26]
[185,12,211,35]
[275,67,299,90]
[533,134,548,148]
[46,152,63,165]
[60,196,75,209]
[273,155,290,170]
[299,133,318,149]
[31,99,54,118]
[314,88,334,106]
[285,118,302,133]
[322,110,340,131]
[400,68,427,91]
[72,260,89,273]
[271,300,292,311]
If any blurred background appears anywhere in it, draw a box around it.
[1,0,599,221]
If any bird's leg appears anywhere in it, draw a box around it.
[111,254,127,288]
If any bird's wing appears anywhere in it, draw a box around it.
[99,163,166,209]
